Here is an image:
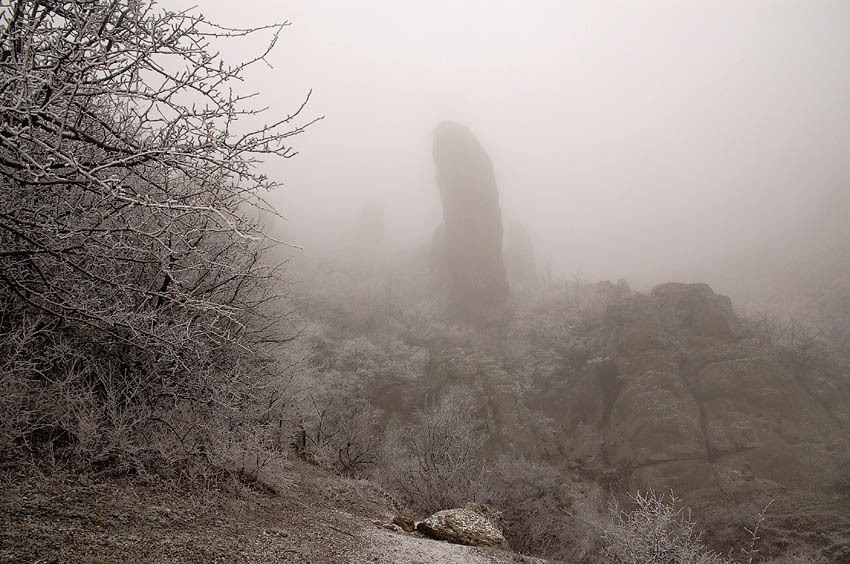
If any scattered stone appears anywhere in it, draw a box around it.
[392,514,416,533]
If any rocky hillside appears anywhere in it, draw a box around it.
[547,283,850,490]
[381,281,850,560]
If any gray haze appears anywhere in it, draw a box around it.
[164,0,850,292]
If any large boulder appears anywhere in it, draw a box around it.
[416,503,505,547]
[432,122,509,320]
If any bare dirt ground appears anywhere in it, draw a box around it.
[0,461,546,564]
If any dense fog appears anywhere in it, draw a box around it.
[162,0,850,293]
[4,2,850,561]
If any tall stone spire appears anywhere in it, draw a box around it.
[433,122,508,319]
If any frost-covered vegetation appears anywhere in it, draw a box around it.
[284,251,845,562]
[1,2,848,564]
[0,0,317,480]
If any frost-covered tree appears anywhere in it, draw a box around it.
[0,0,318,470]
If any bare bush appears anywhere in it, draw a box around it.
[0,0,317,473]
[751,311,821,357]
[484,456,575,558]
[381,391,487,515]
[299,383,384,476]
[602,490,730,564]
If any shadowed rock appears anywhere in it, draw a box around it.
[392,514,415,533]
[428,348,538,457]
[433,122,508,319]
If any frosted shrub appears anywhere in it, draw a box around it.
[603,490,730,564]
[381,391,487,514]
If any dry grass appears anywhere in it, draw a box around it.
[0,460,388,564]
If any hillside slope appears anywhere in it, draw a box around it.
[0,461,543,564]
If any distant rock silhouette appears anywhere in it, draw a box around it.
[433,122,508,320]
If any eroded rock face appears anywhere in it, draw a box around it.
[557,283,850,495]
[416,503,505,547]
[428,348,538,457]
[433,122,508,320]
[517,282,850,501]
[651,282,741,340]
[366,278,849,557]
[605,349,707,468]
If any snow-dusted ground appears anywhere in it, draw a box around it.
[351,524,549,564]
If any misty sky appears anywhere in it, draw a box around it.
[162,0,850,291]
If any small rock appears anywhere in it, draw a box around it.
[392,514,415,533]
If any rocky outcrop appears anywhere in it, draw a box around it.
[366,277,849,558]
[531,282,850,498]
[511,281,850,558]
[360,276,849,557]
[433,122,508,320]
[428,348,538,457]
[605,348,707,468]
[651,282,741,340]
[416,503,505,547]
